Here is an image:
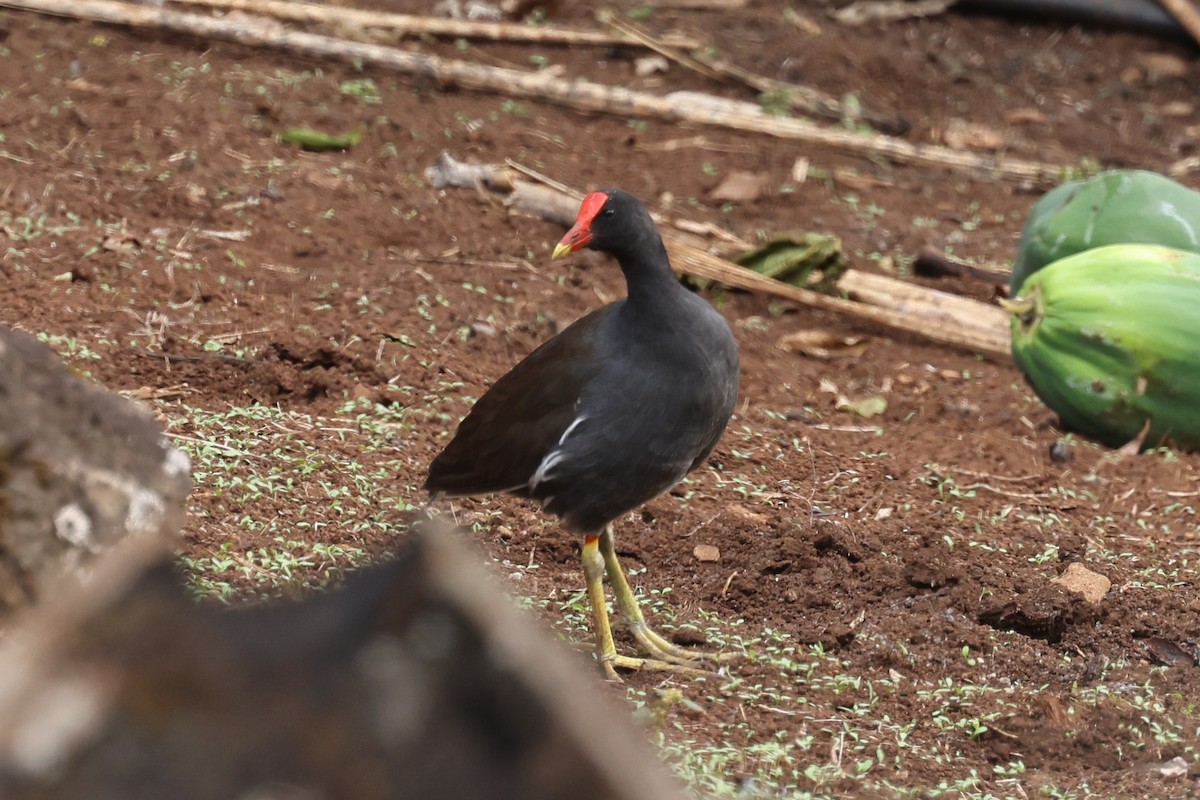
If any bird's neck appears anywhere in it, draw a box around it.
[616,237,682,303]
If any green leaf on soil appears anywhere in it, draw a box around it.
[838,395,887,418]
[735,231,848,292]
[280,126,366,152]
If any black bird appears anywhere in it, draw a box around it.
[425,189,740,680]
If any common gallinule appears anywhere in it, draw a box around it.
[425,189,739,680]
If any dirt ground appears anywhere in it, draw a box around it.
[2,1,1200,797]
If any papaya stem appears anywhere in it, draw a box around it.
[998,296,1038,326]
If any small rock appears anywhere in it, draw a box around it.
[693,544,720,563]
[470,322,497,338]
[1049,439,1073,463]
[1051,563,1110,604]
[1155,756,1189,779]
[0,327,191,618]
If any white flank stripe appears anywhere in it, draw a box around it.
[529,415,586,488]
[558,414,586,445]
[530,451,565,488]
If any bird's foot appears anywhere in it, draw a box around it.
[627,619,739,667]
[591,622,738,682]
[587,526,739,682]
[599,653,714,683]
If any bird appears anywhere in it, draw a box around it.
[425,188,740,680]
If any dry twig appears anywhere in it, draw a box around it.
[834,0,956,25]
[1155,0,1200,47]
[2,0,1065,185]
[597,9,907,133]
[170,0,701,47]
[913,246,1012,285]
[426,152,1012,357]
[1169,153,1200,178]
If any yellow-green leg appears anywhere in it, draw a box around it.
[581,533,622,681]
[598,524,724,664]
[581,533,712,681]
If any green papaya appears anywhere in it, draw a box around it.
[1010,170,1200,294]
[1005,243,1200,452]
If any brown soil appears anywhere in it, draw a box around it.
[2,2,1199,797]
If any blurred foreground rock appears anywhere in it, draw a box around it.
[0,327,191,616]
[0,525,685,800]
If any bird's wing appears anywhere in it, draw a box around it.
[424,307,614,497]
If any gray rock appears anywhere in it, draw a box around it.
[0,327,191,615]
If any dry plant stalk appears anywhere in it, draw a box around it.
[913,246,1011,284]
[169,0,702,48]
[598,8,907,134]
[648,0,748,8]
[669,246,1010,356]
[1169,153,1200,178]
[833,0,956,26]
[3,0,1064,185]
[1155,0,1200,47]
[426,153,1012,357]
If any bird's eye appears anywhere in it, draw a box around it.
[603,208,615,217]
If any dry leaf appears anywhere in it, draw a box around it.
[709,170,770,202]
[836,395,887,418]
[198,229,251,242]
[942,118,1004,151]
[1114,418,1154,458]
[790,156,810,184]
[1161,101,1195,118]
[725,503,768,524]
[102,232,141,252]
[693,544,720,563]
[635,56,669,77]
[1136,52,1188,82]
[183,183,207,205]
[1006,107,1047,125]
[833,169,891,190]
[1143,637,1196,667]
[303,170,350,191]
[785,9,822,35]
[66,78,106,94]
[777,329,869,359]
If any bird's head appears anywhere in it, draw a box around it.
[552,189,650,260]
